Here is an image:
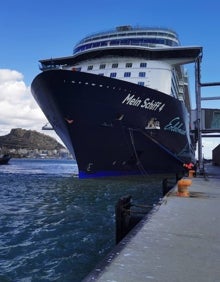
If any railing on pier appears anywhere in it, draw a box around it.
[195,57,220,174]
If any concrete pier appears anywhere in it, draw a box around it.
[84,164,220,282]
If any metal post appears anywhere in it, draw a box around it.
[195,56,204,174]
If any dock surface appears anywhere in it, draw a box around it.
[84,164,220,282]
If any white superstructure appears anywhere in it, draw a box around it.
[40,26,201,108]
[70,26,186,99]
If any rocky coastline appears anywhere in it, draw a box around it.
[0,128,71,159]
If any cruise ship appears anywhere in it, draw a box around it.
[31,25,202,178]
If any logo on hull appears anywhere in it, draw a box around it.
[164,117,186,135]
[145,118,160,129]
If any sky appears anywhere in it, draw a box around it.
[1,0,220,158]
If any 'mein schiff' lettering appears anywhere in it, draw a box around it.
[122,94,165,112]
[122,94,142,107]
[140,98,162,111]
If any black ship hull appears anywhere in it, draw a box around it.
[31,70,195,178]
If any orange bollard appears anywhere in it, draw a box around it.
[177,179,192,197]
[188,170,195,178]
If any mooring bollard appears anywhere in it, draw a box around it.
[188,170,195,178]
[177,179,192,197]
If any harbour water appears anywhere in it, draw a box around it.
[0,159,170,281]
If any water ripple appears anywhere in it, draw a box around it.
[0,159,168,281]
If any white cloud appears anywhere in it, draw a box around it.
[0,69,23,83]
[0,69,47,136]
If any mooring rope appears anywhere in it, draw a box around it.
[128,128,148,175]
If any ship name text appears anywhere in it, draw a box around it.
[122,94,165,112]
[164,117,186,135]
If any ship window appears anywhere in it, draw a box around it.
[100,64,106,69]
[112,63,118,68]
[87,65,93,70]
[110,72,117,78]
[138,82,145,86]
[139,72,146,77]
[140,62,147,68]
[126,63,132,68]
[124,72,131,77]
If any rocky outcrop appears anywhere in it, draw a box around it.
[0,128,64,150]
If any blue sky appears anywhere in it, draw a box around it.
[1,0,220,157]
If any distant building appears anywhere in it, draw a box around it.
[212,144,220,166]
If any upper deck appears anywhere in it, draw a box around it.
[39,26,202,74]
[73,26,180,55]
